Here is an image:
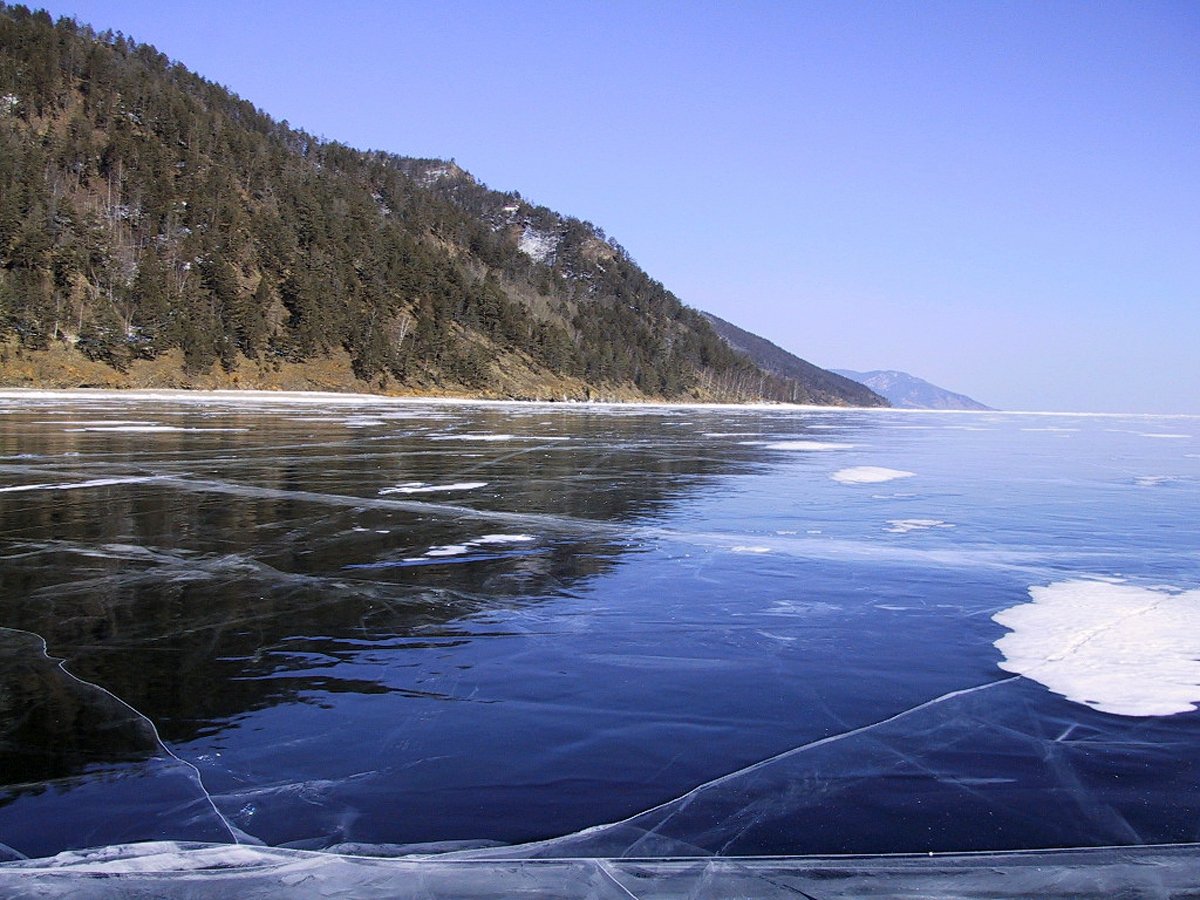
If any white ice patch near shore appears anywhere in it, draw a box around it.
[993,580,1200,716]
[378,482,487,495]
[831,467,915,484]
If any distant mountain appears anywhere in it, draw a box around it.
[833,370,992,410]
[700,313,887,407]
[0,5,873,407]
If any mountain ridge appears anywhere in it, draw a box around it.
[701,312,887,407]
[833,369,991,410]
[0,4,871,406]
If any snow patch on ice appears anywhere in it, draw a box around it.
[425,545,471,557]
[994,580,1200,716]
[731,545,772,554]
[0,476,164,494]
[409,533,536,561]
[65,425,247,433]
[378,482,487,495]
[472,534,534,544]
[1134,475,1176,487]
[758,440,855,451]
[831,467,915,484]
[885,519,955,534]
[430,434,515,442]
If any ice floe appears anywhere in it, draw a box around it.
[831,467,915,484]
[994,580,1200,716]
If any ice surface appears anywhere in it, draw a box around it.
[831,466,916,484]
[2,394,1199,882]
[994,580,1200,716]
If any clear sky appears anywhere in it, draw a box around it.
[34,0,1200,412]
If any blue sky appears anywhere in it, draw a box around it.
[36,1,1200,412]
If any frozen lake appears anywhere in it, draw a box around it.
[1,392,1199,873]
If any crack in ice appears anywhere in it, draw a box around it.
[0,627,247,846]
[453,677,1019,859]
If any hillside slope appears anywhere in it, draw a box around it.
[834,369,991,410]
[0,5,871,405]
[701,312,887,407]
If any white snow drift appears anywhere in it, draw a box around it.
[994,580,1200,717]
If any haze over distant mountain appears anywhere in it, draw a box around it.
[0,5,872,407]
[833,369,992,410]
[700,313,886,407]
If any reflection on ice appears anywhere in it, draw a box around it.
[995,580,1200,716]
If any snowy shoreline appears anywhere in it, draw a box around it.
[1,387,1196,418]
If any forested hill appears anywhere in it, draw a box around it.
[0,5,876,404]
[701,312,884,407]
